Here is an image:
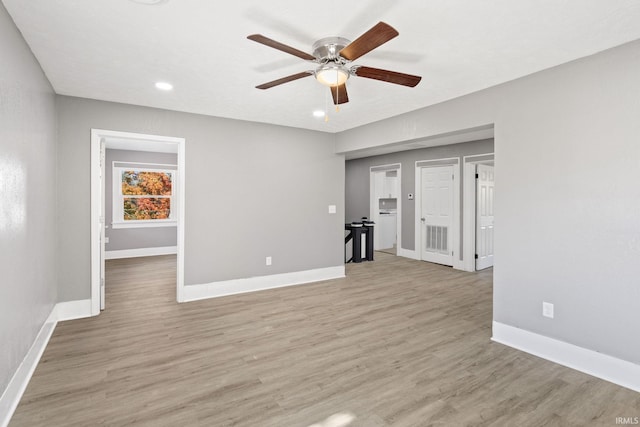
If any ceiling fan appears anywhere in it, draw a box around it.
[247,22,422,105]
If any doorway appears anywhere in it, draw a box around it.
[369,164,401,255]
[90,129,186,315]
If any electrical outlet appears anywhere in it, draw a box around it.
[266,256,272,266]
[542,302,554,319]
[104,237,109,244]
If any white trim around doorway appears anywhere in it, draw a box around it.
[90,129,186,316]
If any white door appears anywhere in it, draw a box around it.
[371,171,385,250]
[476,164,495,270]
[420,166,454,265]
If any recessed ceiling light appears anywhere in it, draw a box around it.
[155,81,173,91]
[313,110,325,118]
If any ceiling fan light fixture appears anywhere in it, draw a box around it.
[315,64,349,87]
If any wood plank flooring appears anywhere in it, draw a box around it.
[10,253,639,426]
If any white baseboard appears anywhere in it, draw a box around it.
[105,246,177,260]
[452,259,467,272]
[397,248,419,260]
[0,308,57,427]
[183,266,345,302]
[0,299,95,427]
[56,299,93,322]
[492,321,640,393]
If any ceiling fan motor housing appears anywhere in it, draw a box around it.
[312,37,351,62]
[312,37,352,87]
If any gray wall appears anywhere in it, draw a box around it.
[337,40,640,366]
[345,139,494,251]
[105,149,177,251]
[56,96,345,300]
[0,3,57,393]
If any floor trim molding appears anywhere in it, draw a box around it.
[105,246,177,260]
[0,300,95,427]
[0,308,57,427]
[397,248,419,260]
[183,266,345,302]
[56,299,93,322]
[492,321,640,393]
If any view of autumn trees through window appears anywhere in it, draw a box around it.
[121,170,172,220]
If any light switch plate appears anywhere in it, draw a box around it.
[328,205,336,214]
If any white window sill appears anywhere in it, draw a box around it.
[112,221,177,229]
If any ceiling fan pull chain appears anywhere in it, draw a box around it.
[325,88,330,122]
[336,69,340,108]
[335,69,341,112]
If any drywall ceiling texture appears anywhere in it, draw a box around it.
[0,2,57,394]
[337,40,640,367]
[56,97,345,302]
[4,0,640,133]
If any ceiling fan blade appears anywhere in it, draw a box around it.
[247,34,316,61]
[353,66,421,87]
[255,71,313,89]
[330,84,349,105]
[339,22,399,61]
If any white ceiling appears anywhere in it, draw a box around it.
[4,0,640,133]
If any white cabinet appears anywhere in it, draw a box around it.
[374,170,398,199]
[374,172,386,200]
[383,176,398,198]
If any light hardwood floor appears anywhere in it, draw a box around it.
[10,254,639,426]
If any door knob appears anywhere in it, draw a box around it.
[421,218,426,222]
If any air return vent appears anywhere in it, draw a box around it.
[425,226,448,254]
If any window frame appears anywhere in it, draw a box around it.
[111,162,177,229]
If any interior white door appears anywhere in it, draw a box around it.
[99,141,106,310]
[371,170,385,250]
[420,166,454,265]
[476,164,495,270]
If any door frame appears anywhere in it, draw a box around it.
[90,129,186,316]
[462,153,495,272]
[414,158,461,269]
[369,163,402,253]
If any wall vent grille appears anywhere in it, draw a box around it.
[426,225,448,254]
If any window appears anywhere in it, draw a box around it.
[112,163,177,228]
